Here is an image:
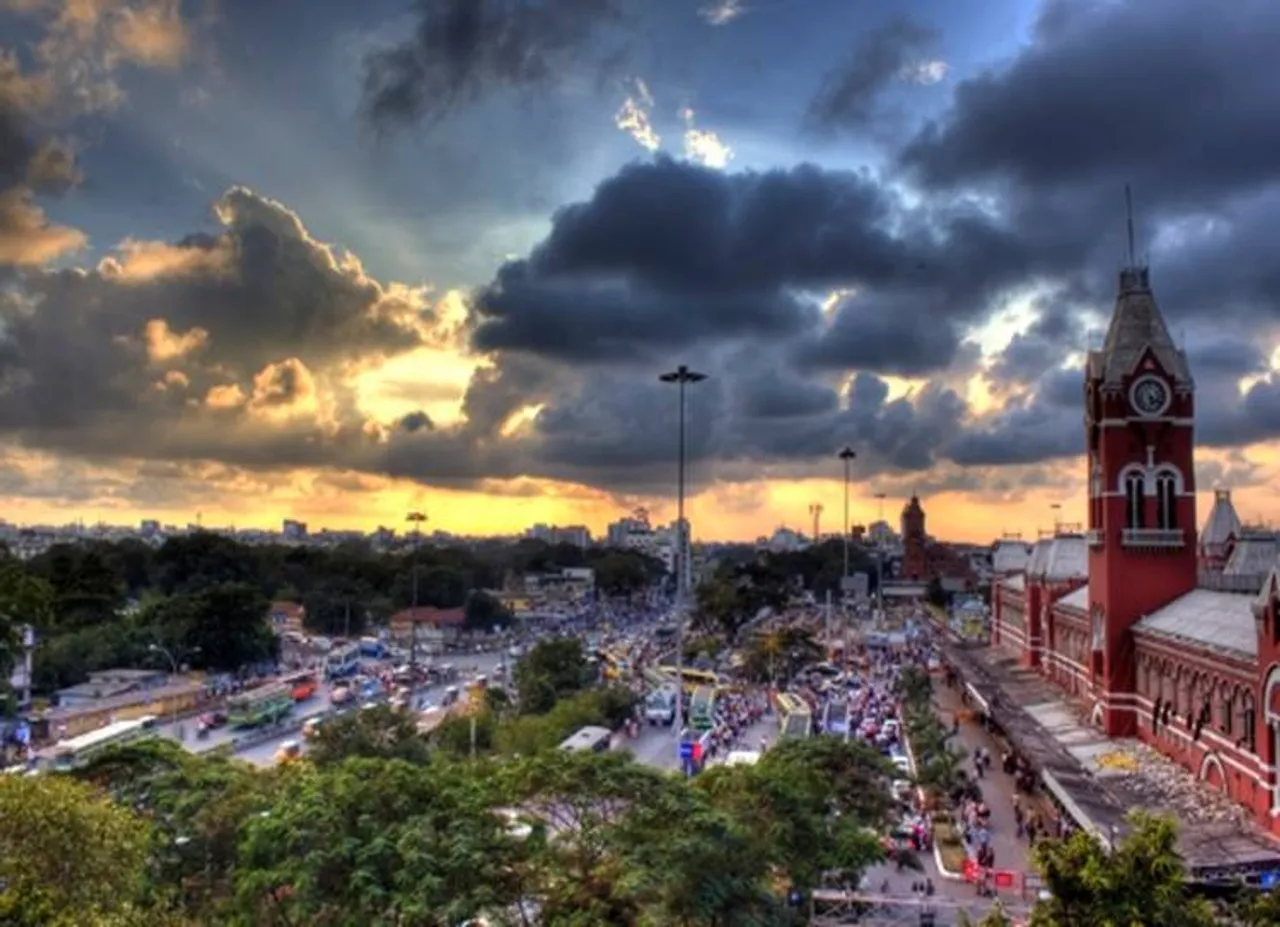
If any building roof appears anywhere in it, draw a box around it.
[1028,535,1088,582]
[1088,266,1192,386]
[1000,573,1026,592]
[390,606,466,628]
[1223,531,1278,578]
[1133,589,1258,660]
[992,540,1031,574]
[1026,539,1051,577]
[1056,585,1089,611]
[1200,489,1242,556]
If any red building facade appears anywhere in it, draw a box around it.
[991,262,1280,836]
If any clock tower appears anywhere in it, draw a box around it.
[1084,262,1197,736]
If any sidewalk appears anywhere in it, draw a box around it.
[933,681,1035,879]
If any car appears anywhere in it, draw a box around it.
[892,756,912,775]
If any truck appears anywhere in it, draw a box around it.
[644,686,677,726]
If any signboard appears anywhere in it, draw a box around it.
[841,573,869,598]
[1261,871,1279,890]
[679,741,694,759]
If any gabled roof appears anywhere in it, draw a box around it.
[1088,266,1191,386]
[992,540,1031,574]
[1029,535,1088,582]
[1223,531,1278,578]
[1134,589,1257,660]
[1056,585,1089,611]
[1200,489,1242,555]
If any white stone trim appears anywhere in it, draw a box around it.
[1198,751,1228,785]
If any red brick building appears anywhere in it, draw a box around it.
[899,495,974,587]
[991,261,1280,837]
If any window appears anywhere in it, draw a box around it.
[1156,473,1178,529]
[1221,695,1233,735]
[1125,472,1145,529]
[1244,705,1256,754]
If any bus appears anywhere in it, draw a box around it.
[689,685,717,732]
[560,725,612,754]
[46,716,158,771]
[227,682,294,728]
[824,699,850,738]
[656,665,721,693]
[777,693,812,740]
[283,670,318,702]
[324,642,361,680]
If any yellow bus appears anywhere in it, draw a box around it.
[656,666,722,694]
[777,694,812,740]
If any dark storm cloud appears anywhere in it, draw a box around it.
[808,16,937,131]
[802,289,961,377]
[901,0,1280,207]
[987,295,1087,386]
[398,410,434,433]
[362,0,625,131]
[471,157,1032,369]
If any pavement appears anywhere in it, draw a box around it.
[933,679,1036,879]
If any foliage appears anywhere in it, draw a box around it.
[738,625,824,683]
[463,588,513,632]
[898,665,967,796]
[495,688,633,757]
[925,576,950,608]
[234,758,525,926]
[513,636,592,714]
[15,534,661,693]
[1030,812,1217,927]
[307,704,431,767]
[0,771,155,926]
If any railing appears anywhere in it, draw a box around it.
[1197,570,1266,594]
[1085,529,1105,547]
[1121,528,1185,549]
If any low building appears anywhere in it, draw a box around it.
[36,679,212,741]
[268,601,306,634]
[389,606,466,649]
[54,668,169,708]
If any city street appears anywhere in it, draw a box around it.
[157,650,515,764]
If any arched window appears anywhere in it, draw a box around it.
[1156,472,1178,529]
[1125,472,1145,529]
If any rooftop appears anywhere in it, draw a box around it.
[945,640,1280,874]
[1200,489,1243,554]
[1134,589,1257,660]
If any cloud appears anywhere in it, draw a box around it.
[809,16,939,131]
[615,78,659,152]
[362,0,625,131]
[699,0,745,27]
[680,107,732,169]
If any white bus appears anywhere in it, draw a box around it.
[46,716,158,771]
[559,726,612,754]
[324,642,361,679]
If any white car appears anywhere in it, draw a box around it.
[892,755,912,776]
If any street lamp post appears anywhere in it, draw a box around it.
[406,511,428,671]
[837,447,857,589]
[660,365,707,739]
[149,643,199,736]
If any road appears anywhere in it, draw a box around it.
[158,651,514,764]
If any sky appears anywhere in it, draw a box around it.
[1,0,1279,544]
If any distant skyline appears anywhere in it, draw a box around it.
[1,1,1278,543]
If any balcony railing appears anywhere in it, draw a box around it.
[1121,528,1185,549]
[1085,529,1105,547]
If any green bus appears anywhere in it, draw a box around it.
[689,685,717,732]
[228,682,294,728]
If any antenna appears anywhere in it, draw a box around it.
[1124,183,1136,267]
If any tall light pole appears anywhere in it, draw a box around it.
[874,492,887,614]
[838,447,857,586]
[406,511,428,670]
[661,365,707,739]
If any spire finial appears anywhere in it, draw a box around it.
[1125,183,1136,267]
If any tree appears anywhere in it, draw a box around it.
[0,772,154,926]
[513,636,591,714]
[498,749,669,923]
[464,589,512,632]
[740,625,823,683]
[0,561,51,704]
[150,582,277,672]
[1030,812,1217,927]
[308,704,430,767]
[234,758,524,926]
[925,576,949,608]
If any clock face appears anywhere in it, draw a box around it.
[1131,376,1170,416]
